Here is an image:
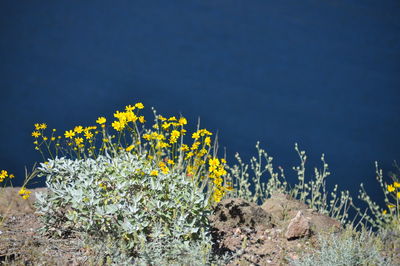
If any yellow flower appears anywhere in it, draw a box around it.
[388,184,395,192]
[125,105,135,111]
[150,170,158,176]
[135,102,144,109]
[388,204,396,208]
[64,130,75,139]
[161,166,169,174]
[204,137,211,146]
[180,144,189,152]
[162,122,170,130]
[9,174,14,179]
[18,187,31,200]
[167,159,174,165]
[394,182,400,188]
[171,130,180,138]
[168,116,177,121]
[0,170,8,179]
[51,137,56,141]
[178,117,187,125]
[43,137,48,141]
[96,117,107,124]
[74,126,84,133]
[221,158,227,164]
[192,132,200,140]
[84,131,93,139]
[126,145,135,152]
[40,123,47,130]
[102,138,109,143]
[75,137,84,145]
[191,141,201,150]
[397,192,400,199]
[158,115,167,121]
[34,123,41,130]
[382,210,387,215]
[138,116,145,123]
[32,131,41,138]
[112,120,125,131]
[33,141,38,145]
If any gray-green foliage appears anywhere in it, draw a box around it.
[290,229,392,266]
[34,151,213,254]
[225,142,360,227]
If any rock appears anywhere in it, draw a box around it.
[207,194,342,265]
[285,211,311,240]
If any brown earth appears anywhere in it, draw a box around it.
[0,188,343,265]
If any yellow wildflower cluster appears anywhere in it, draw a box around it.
[30,102,234,206]
[208,158,233,202]
[0,170,14,183]
[111,103,145,132]
[382,181,400,216]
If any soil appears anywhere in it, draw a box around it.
[0,188,92,265]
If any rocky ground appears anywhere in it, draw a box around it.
[0,188,344,265]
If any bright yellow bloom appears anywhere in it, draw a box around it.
[135,102,144,109]
[158,115,167,121]
[171,130,180,138]
[382,210,387,215]
[204,136,211,146]
[394,182,400,188]
[102,138,109,143]
[397,192,400,199]
[9,174,14,179]
[178,117,187,125]
[32,131,41,138]
[40,123,47,130]
[75,137,84,145]
[34,123,40,130]
[51,137,56,141]
[180,144,189,152]
[388,204,396,208]
[64,130,75,139]
[150,170,158,176]
[192,132,200,140]
[96,117,107,124]
[138,116,145,123]
[0,170,8,179]
[125,105,135,111]
[168,116,177,121]
[18,187,31,200]
[221,158,227,164]
[84,131,93,139]
[126,145,135,152]
[74,126,84,133]
[185,151,194,159]
[161,166,169,174]
[143,134,151,140]
[125,111,138,122]
[162,122,170,130]
[112,120,125,131]
[191,141,201,150]
[167,159,174,165]
[388,184,395,192]
[43,137,48,141]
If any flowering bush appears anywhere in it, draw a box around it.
[28,102,232,205]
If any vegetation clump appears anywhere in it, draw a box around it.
[1,101,399,264]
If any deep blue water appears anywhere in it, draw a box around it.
[1,0,399,209]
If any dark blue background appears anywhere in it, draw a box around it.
[1,1,399,206]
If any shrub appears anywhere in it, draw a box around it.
[35,151,213,254]
[290,227,391,266]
